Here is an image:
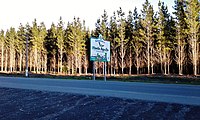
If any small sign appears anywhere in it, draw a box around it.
[90,35,110,62]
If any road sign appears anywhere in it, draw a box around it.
[90,35,110,62]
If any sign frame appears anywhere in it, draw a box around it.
[90,35,110,62]
[90,35,110,81]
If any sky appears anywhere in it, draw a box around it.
[0,0,175,31]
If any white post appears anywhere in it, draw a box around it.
[104,61,106,82]
[25,34,28,77]
[93,61,95,80]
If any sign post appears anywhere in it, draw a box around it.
[104,61,106,81]
[90,34,110,81]
[93,61,95,81]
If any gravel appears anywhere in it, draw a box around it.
[0,87,200,120]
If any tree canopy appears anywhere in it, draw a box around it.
[0,0,199,76]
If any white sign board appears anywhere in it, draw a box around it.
[90,36,110,62]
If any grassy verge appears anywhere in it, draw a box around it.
[0,72,199,85]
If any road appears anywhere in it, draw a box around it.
[0,76,200,106]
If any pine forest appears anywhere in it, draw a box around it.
[0,0,199,76]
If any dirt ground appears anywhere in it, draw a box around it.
[0,87,200,120]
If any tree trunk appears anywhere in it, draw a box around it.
[147,40,150,74]
[78,57,81,75]
[19,51,22,72]
[121,43,124,75]
[13,51,16,72]
[114,50,117,76]
[5,49,7,72]
[84,53,88,75]
[34,48,37,73]
[53,54,56,74]
[10,47,13,72]
[129,48,132,75]
[30,52,32,72]
[147,24,150,75]
[67,56,70,75]
[60,48,63,73]
[160,47,163,74]
[167,54,170,75]
[164,49,167,75]
[110,55,113,75]
[114,52,116,76]
[193,35,197,76]
[136,55,139,75]
[71,55,74,75]
[45,53,47,73]
[135,47,140,75]
[41,53,43,72]
[37,52,40,73]
[1,44,3,72]
[58,56,60,73]
[151,47,153,74]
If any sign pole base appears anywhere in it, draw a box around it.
[104,61,106,82]
[93,61,95,81]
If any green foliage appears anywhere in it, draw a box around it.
[45,23,58,54]
[0,30,5,45]
[16,24,26,53]
[0,0,199,75]
[57,17,65,52]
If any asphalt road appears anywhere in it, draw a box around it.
[0,76,200,106]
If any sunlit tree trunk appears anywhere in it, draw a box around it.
[19,51,22,72]
[84,52,88,75]
[147,40,150,74]
[164,49,167,75]
[9,47,14,72]
[5,49,8,72]
[160,47,163,74]
[71,55,74,75]
[1,44,3,72]
[129,48,132,75]
[53,54,56,74]
[60,47,63,73]
[30,51,32,72]
[58,58,60,73]
[167,52,170,74]
[44,53,47,73]
[150,46,154,74]
[34,48,37,73]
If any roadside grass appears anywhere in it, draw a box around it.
[0,72,199,85]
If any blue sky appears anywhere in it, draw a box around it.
[0,0,175,30]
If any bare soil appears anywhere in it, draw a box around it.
[0,87,200,120]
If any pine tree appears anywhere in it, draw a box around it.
[109,11,118,75]
[82,25,90,75]
[0,30,5,72]
[116,7,128,74]
[100,10,109,75]
[140,0,155,74]
[126,10,134,75]
[101,10,109,40]
[6,27,17,72]
[67,17,85,75]
[30,19,40,73]
[165,16,176,74]
[173,0,188,75]
[57,17,65,73]
[16,24,26,72]
[186,0,200,75]
[38,22,47,73]
[132,7,144,74]
[45,23,57,74]
[157,0,172,74]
